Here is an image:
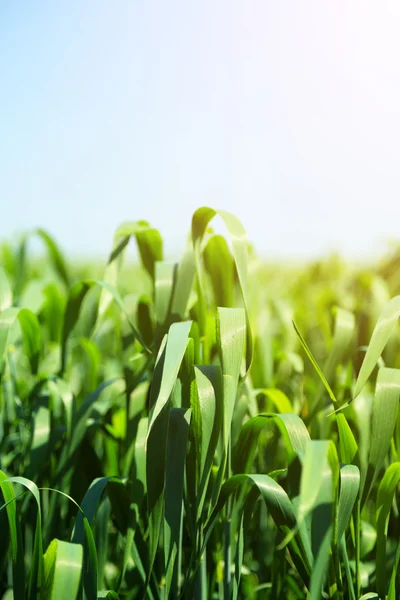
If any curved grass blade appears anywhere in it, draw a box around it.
[292,321,338,409]
[313,307,355,416]
[203,473,311,586]
[388,541,400,600]
[203,235,234,308]
[217,307,246,458]
[323,308,355,385]
[192,207,253,373]
[336,412,359,466]
[0,306,42,375]
[257,388,293,413]
[34,229,71,288]
[337,465,360,543]
[309,524,332,600]
[14,229,70,299]
[26,406,50,480]
[0,307,19,370]
[154,262,176,328]
[99,220,163,318]
[72,477,120,544]
[0,470,25,598]
[146,321,192,580]
[296,443,335,599]
[109,220,163,281]
[17,308,41,374]
[42,539,83,600]
[0,267,12,312]
[61,279,149,374]
[5,477,43,599]
[42,282,65,343]
[164,408,191,597]
[148,321,192,429]
[71,476,130,598]
[354,295,400,399]
[193,365,223,519]
[362,368,400,505]
[294,441,331,534]
[234,413,310,475]
[376,462,400,598]
[170,244,195,319]
[205,473,297,541]
[39,487,98,600]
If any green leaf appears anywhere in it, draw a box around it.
[146,321,192,579]
[206,473,298,539]
[337,465,360,543]
[296,441,331,527]
[14,229,70,299]
[17,308,42,374]
[207,307,247,511]
[111,220,163,281]
[99,220,163,318]
[148,321,192,430]
[170,244,195,319]
[362,368,400,505]
[234,413,310,475]
[0,307,19,369]
[192,207,253,373]
[42,539,83,600]
[72,477,116,544]
[154,262,176,328]
[292,321,338,408]
[34,229,70,288]
[336,413,359,466]
[0,470,25,598]
[164,408,191,597]
[0,267,12,312]
[323,308,355,385]
[61,279,149,374]
[193,365,223,518]
[27,406,50,479]
[203,235,234,308]
[204,472,311,585]
[376,462,400,598]
[313,307,355,415]
[303,444,334,599]
[5,476,43,599]
[355,295,400,398]
[257,388,293,413]
[217,307,246,456]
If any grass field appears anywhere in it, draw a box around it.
[1,207,400,599]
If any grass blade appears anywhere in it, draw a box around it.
[376,462,400,598]
[362,368,400,504]
[354,295,400,398]
[164,408,191,597]
[42,539,83,600]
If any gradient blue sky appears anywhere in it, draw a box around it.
[2,1,400,260]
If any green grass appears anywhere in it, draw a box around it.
[0,209,400,599]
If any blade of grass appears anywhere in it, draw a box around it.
[146,321,192,582]
[354,295,400,399]
[42,539,83,600]
[375,462,400,598]
[164,408,191,598]
[362,368,400,505]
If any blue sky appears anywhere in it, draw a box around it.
[2,1,400,260]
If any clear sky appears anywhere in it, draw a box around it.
[2,1,400,260]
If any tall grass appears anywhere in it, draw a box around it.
[0,209,400,599]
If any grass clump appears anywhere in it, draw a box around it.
[0,209,400,599]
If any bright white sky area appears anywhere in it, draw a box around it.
[1,1,400,260]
